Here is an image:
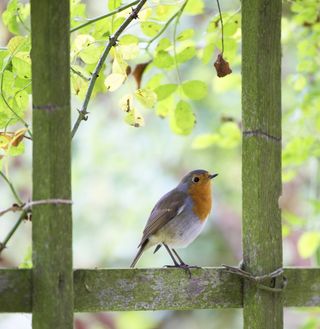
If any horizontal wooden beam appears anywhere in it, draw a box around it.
[0,267,319,313]
[74,268,242,311]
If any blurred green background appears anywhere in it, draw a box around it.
[0,0,320,328]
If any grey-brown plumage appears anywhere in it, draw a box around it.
[130,169,217,268]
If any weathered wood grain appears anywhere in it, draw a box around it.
[31,0,73,327]
[1,268,319,313]
[242,0,283,328]
[73,268,243,311]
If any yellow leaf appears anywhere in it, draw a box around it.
[105,73,126,92]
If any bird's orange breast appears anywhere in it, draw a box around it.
[189,181,212,221]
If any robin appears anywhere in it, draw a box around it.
[130,169,218,268]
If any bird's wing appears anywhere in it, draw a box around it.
[139,189,187,246]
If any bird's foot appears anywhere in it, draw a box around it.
[164,263,201,278]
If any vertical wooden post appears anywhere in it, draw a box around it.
[242,0,283,329]
[31,0,73,328]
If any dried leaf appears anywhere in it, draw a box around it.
[0,128,27,149]
[132,61,151,89]
[214,53,232,77]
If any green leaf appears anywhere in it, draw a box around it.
[185,0,204,15]
[282,211,306,227]
[153,50,174,68]
[112,17,125,32]
[182,80,207,100]
[108,0,122,11]
[282,169,297,183]
[7,140,25,156]
[2,0,19,34]
[217,122,241,148]
[140,21,163,37]
[119,34,139,45]
[224,15,241,36]
[155,5,177,21]
[192,134,220,149]
[154,84,177,101]
[177,28,194,41]
[7,36,30,54]
[176,45,196,63]
[170,100,195,135]
[112,50,128,74]
[155,38,171,52]
[201,42,214,64]
[156,95,174,118]
[135,88,157,108]
[73,34,103,64]
[145,73,163,90]
[124,111,144,128]
[118,43,139,60]
[70,0,86,28]
[192,122,241,149]
[0,50,9,71]
[282,137,315,166]
[105,73,126,92]
[71,74,88,99]
[12,51,31,79]
[298,232,320,259]
[79,44,103,65]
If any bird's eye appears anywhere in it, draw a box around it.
[192,176,200,183]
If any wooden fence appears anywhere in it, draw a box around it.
[0,0,319,328]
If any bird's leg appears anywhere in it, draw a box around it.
[172,249,201,269]
[163,243,180,267]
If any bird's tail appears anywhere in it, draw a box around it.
[130,241,147,268]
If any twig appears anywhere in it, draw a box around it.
[145,1,188,51]
[172,0,189,85]
[0,170,23,205]
[0,204,21,217]
[70,0,140,33]
[222,264,286,292]
[0,210,27,254]
[0,199,72,254]
[71,66,90,81]
[71,0,147,138]
[216,0,224,54]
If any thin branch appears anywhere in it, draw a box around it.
[172,0,189,85]
[0,170,23,205]
[0,199,72,254]
[216,0,224,54]
[0,210,27,254]
[71,66,90,81]
[71,0,148,138]
[0,199,73,218]
[0,204,21,217]
[145,2,187,51]
[70,0,140,33]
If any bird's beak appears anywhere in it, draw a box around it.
[209,173,218,179]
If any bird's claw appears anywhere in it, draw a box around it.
[163,263,201,278]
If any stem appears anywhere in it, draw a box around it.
[145,2,187,51]
[216,0,224,54]
[71,0,148,138]
[70,0,140,33]
[172,0,188,85]
[0,170,23,205]
[0,211,27,254]
[71,66,90,81]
